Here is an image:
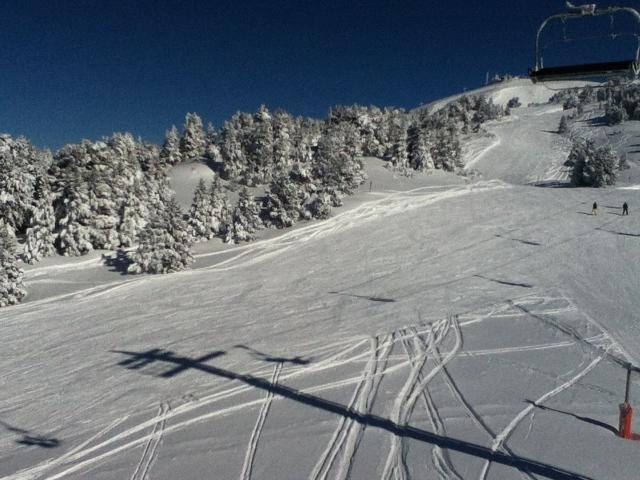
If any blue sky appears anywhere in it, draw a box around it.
[1,0,638,149]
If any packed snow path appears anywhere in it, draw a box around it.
[464,104,572,185]
[2,172,640,479]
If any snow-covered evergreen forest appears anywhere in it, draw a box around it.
[2,81,632,306]
[0,95,508,306]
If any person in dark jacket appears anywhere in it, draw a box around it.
[592,201,598,215]
[623,202,629,215]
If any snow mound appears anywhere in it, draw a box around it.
[168,161,216,210]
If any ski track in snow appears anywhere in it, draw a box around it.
[239,362,282,480]
[196,181,509,276]
[3,338,373,480]
[381,315,463,480]
[425,323,536,480]
[130,402,170,480]
[393,322,463,480]
[417,323,466,480]
[512,296,630,368]
[309,333,394,480]
[10,181,508,316]
[478,352,609,480]
[2,295,625,480]
[464,135,501,170]
[381,327,432,480]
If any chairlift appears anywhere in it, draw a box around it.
[529,3,640,83]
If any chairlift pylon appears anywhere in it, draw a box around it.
[529,3,640,83]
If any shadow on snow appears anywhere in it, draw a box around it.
[111,348,596,480]
[234,345,311,365]
[596,228,640,238]
[328,291,396,303]
[474,274,533,289]
[524,400,617,435]
[0,420,61,449]
[495,234,541,246]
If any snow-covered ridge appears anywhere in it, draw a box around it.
[418,77,597,113]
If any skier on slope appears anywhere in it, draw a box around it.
[592,201,598,215]
[623,202,629,216]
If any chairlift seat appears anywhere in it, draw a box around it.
[530,59,637,82]
[530,6,640,84]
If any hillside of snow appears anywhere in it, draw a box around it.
[419,78,597,113]
[3,81,640,480]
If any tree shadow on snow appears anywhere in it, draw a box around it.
[0,420,61,449]
[328,291,396,303]
[596,228,640,238]
[234,345,311,365]
[524,400,618,435]
[111,348,597,480]
[586,117,608,127]
[529,180,571,188]
[474,275,533,289]
[102,250,134,275]
[495,234,541,246]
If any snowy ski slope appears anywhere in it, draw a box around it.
[2,81,640,480]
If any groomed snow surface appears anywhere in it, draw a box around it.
[3,82,640,480]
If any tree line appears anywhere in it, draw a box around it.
[0,94,506,306]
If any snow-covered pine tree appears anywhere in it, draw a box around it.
[219,116,249,181]
[291,120,317,169]
[507,97,521,109]
[558,115,569,135]
[431,121,462,171]
[85,168,120,250]
[272,110,294,179]
[407,123,435,171]
[51,133,170,254]
[361,106,386,157]
[387,129,410,172]
[55,180,94,256]
[313,123,366,197]
[23,175,56,263]
[187,178,213,240]
[117,192,146,248]
[113,143,149,248]
[160,125,182,165]
[308,192,332,219]
[247,105,274,185]
[180,113,206,162]
[225,186,262,243]
[0,222,26,307]
[126,197,193,274]
[264,175,305,228]
[604,104,628,125]
[204,122,222,166]
[0,134,51,234]
[208,176,231,237]
[569,139,619,187]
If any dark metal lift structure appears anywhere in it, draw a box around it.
[529,5,640,83]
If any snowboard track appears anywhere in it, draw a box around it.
[130,401,170,480]
[240,362,283,480]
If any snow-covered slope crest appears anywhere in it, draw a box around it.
[421,77,597,113]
